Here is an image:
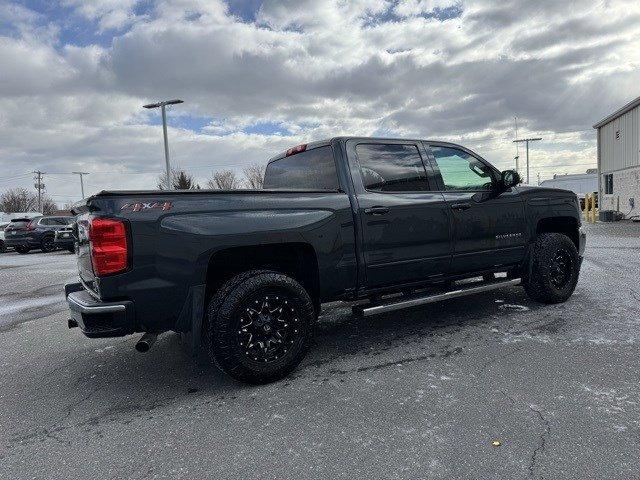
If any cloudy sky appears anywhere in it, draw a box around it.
[1,0,639,205]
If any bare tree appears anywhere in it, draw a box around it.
[207,170,240,190]
[42,197,58,215]
[157,169,200,190]
[0,188,58,214]
[0,188,38,212]
[243,163,266,189]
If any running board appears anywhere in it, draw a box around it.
[352,278,521,317]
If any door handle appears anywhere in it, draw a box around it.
[451,202,472,210]
[364,206,390,215]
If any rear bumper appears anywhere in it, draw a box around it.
[65,283,135,338]
[5,236,40,248]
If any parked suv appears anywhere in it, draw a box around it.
[0,222,9,253]
[5,216,74,254]
[54,223,76,253]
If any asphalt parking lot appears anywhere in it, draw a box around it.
[1,222,639,479]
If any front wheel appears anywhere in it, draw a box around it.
[523,233,580,304]
[207,271,316,384]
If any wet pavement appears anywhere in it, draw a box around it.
[1,222,639,479]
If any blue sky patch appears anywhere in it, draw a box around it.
[363,1,463,27]
[243,121,291,136]
[226,0,263,23]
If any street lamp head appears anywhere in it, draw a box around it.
[143,99,184,109]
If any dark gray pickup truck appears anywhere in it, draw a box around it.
[66,137,585,383]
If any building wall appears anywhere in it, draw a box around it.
[600,165,640,212]
[599,104,640,173]
[598,102,640,214]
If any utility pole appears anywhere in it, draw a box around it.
[71,172,90,199]
[143,99,184,190]
[513,137,542,184]
[33,170,45,213]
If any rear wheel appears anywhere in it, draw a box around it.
[523,233,580,304]
[41,235,56,253]
[67,245,76,253]
[0,241,6,253]
[207,271,316,384]
[15,246,30,254]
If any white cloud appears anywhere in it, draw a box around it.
[1,0,640,206]
[62,0,142,31]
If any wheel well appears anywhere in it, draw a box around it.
[536,217,579,248]
[205,243,320,310]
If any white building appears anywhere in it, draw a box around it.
[594,95,640,214]
[539,170,597,201]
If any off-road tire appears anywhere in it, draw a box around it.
[206,271,315,384]
[523,233,580,304]
[15,246,30,254]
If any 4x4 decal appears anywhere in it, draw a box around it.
[120,201,172,212]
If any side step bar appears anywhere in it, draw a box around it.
[352,278,521,317]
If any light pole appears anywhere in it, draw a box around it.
[513,137,542,184]
[143,99,184,190]
[72,171,89,198]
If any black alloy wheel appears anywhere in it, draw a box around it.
[550,249,572,289]
[41,236,56,253]
[237,292,301,364]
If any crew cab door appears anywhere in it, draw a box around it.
[424,143,526,274]
[346,139,452,290]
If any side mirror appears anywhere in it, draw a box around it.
[500,170,521,190]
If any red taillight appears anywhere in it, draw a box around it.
[89,218,128,276]
[285,143,307,157]
[26,220,36,231]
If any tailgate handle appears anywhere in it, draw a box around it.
[451,202,472,211]
[364,206,390,215]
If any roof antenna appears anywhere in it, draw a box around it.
[514,116,520,173]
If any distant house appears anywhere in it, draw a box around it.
[539,170,597,201]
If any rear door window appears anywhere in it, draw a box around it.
[263,146,338,190]
[355,143,429,192]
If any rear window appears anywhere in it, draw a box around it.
[263,146,338,190]
[9,220,30,228]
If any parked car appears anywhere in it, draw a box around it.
[54,224,76,253]
[65,136,585,384]
[5,216,75,254]
[0,222,9,253]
